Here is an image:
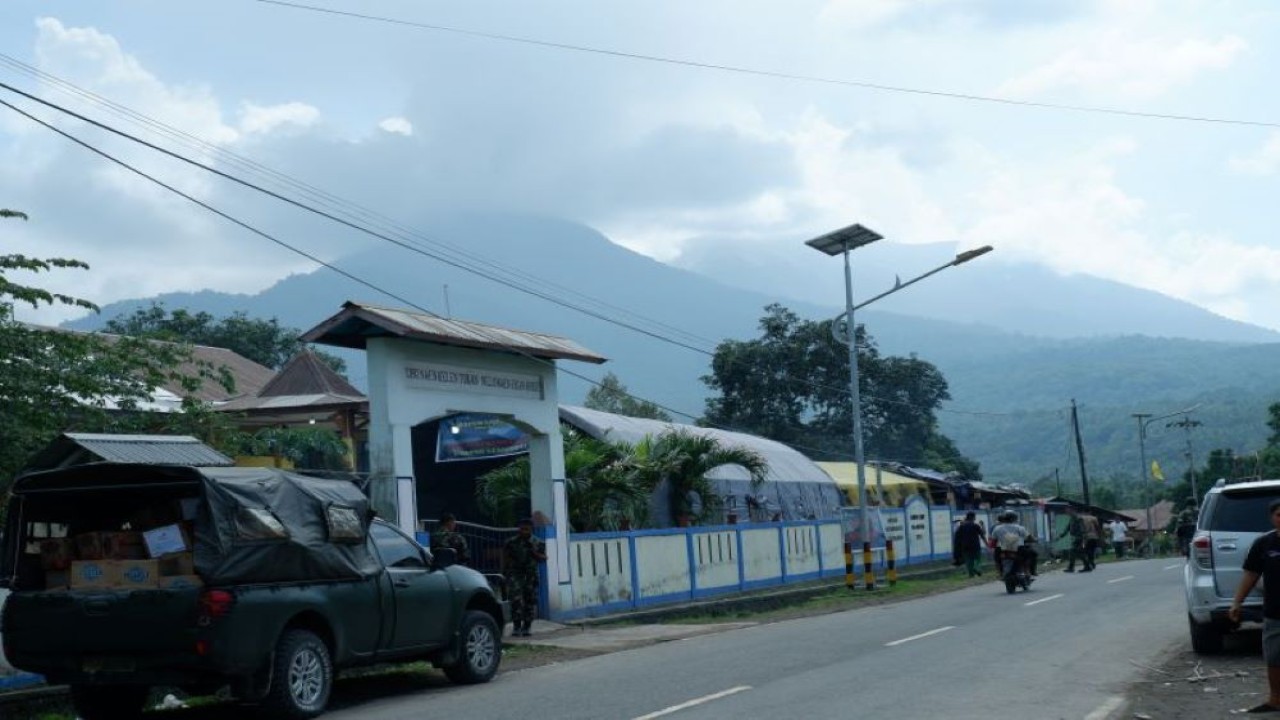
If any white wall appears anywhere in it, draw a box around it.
[569,537,633,608]
[741,528,782,582]
[635,534,691,598]
[783,525,820,576]
[692,530,739,591]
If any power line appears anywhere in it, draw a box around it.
[0,53,719,352]
[0,75,1011,418]
[256,0,1280,130]
[0,93,948,468]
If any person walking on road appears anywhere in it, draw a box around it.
[1060,507,1096,573]
[1080,511,1102,569]
[954,511,986,577]
[1109,519,1128,559]
[431,513,470,566]
[1229,499,1280,713]
[503,518,547,637]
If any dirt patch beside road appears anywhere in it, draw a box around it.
[1125,629,1270,718]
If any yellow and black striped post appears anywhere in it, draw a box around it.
[886,539,899,587]
[862,541,875,591]
[844,541,856,589]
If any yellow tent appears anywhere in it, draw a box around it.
[817,462,934,508]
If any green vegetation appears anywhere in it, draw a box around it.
[702,304,978,477]
[477,426,767,529]
[0,210,232,485]
[585,371,671,420]
[105,303,347,374]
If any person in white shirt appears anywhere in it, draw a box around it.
[1109,520,1129,559]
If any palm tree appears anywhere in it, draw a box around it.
[476,429,649,531]
[632,430,769,526]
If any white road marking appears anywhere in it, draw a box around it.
[1165,563,1184,570]
[1025,593,1065,606]
[885,626,955,647]
[631,686,752,720]
[1108,575,1134,584]
[1084,695,1125,720]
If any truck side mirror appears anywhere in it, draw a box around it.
[432,547,457,571]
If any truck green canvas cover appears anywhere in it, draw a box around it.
[4,464,380,586]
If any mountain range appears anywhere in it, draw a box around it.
[65,213,1280,486]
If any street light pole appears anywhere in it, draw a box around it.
[805,224,993,553]
[1133,404,1202,542]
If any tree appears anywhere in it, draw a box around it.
[584,372,671,420]
[105,304,347,375]
[702,304,978,478]
[1268,402,1280,447]
[629,430,768,526]
[228,426,352,471]
[0,210,228,484]
[476,428,647,530]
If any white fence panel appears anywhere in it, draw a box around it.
[634,534,691,599]
[741,527,783,582]
[783,524,820,576]
[692,530,739,591]
[570,537,633,609]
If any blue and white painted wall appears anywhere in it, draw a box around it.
[549,502,1043,621]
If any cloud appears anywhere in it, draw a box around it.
[6,18,324,323]
[1230,132,1280,176]
[960,137,1280,325]
[377,116,413,136]
[998,32,1248,100]
[239,101,320,135]
[33,17,238,144]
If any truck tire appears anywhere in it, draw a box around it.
[262,629,333,719]
[443,610,501,685]
[1189,615,1224,654]
[69,684,148,720]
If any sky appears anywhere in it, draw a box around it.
[2,0,1280,330]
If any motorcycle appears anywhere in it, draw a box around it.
[998,549,1033,594]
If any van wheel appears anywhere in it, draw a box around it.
[262,629,333,719]
[443,610,501,684]
[69,684,148,720]
[1189,615,1224,654]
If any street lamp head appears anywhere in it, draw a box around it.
[952,245,994,266]
[805,223,883,256]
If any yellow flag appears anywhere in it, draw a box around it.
[1151,460,1165,482]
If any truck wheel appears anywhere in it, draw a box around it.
[443,610,501,685]
[69,684,148,720]
[1189,615,1224,654]
[262,629,333,719]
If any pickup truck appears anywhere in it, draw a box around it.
[0,463,508,719]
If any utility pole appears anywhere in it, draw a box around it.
[1071,399,1091,506]
[1133,413,1154,542]
[1168,416,1203,503]
[1054,468,1061,497]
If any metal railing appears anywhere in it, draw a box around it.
[419,518,518,577]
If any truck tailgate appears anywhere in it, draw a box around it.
[4,588,200,663]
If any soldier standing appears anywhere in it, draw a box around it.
[431,513,470,566]
[503,518,546,637]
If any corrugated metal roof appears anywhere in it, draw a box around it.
[558,405,833,486]
[301,301,607,364]
[259,350,363,398]
[22,433,234,473]
[217,393,367,412]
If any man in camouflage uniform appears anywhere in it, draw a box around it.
[503,518,546,637]
[431,513,470,566]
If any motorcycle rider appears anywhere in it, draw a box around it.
[991,511,1031,581]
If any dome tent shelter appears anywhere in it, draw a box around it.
[558,405,843,527]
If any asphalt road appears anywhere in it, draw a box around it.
[328,557,1188,720]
